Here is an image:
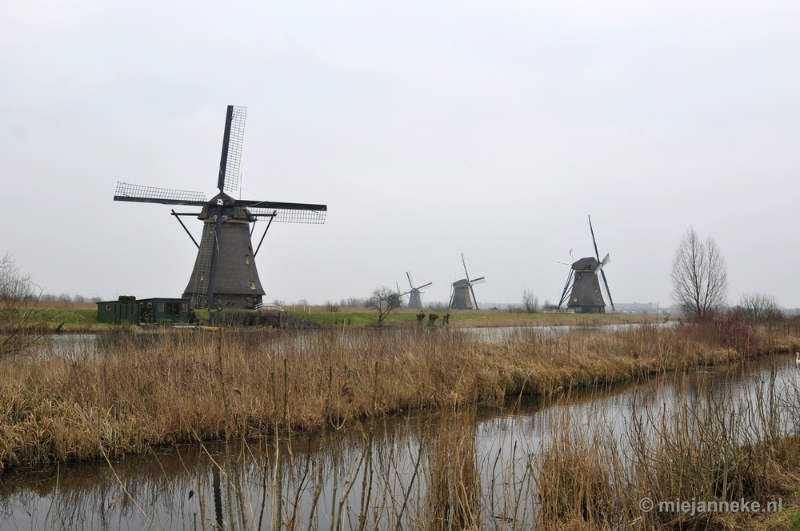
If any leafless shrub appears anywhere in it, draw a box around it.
[325,300,340,313]
[522,288,540,313]
[0,253,42,356]
[339,297,366,308]
[735,292,783,322]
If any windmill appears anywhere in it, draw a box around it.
[449,254,485,310]
[405,272,432,310]
[395,282,410,304]
[557,216,615,313]
[114,105,327,310]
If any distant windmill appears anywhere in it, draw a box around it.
[557,216,615,313]
[113,105,327,310]
[405,272,432,310]
[449,254,485,310]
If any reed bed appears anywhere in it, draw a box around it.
[0,322,794,471]
[3,357,800,530]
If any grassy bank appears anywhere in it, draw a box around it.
[0,319,795,471]
[0,307,99,331]
[6,304,662,333]
[284,307,663,328]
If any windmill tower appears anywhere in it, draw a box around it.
[449,254,485,310]
[405,272,432,310]
[557,216,615,314]
[113,105,327,310]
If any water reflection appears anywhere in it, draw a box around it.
[1,353,797,530]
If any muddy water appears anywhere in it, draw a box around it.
[1,351,797,530]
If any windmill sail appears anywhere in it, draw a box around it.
[114,182,207,205]
[246,203,327,224]
[218,106,246,194]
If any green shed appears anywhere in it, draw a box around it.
[138,298,192,324]
[97,297,193,325]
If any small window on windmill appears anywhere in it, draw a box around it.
[106,304,111,311]
[245,255,250,265]
[200,272,205,281]
[207,225,213,235]
[250,281,256,290]
[147,302,152,308]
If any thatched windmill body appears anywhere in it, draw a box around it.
[557,216,615,314]
[449,254,485,310]
[114,106,327,310]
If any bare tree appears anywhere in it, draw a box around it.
[365,287,403,324]
[735,292,783,322]
[671,227,728,318]
[521,288,540,314]
[0,253,42,356]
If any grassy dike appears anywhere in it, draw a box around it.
[5,304,660,332]
[0,319,794,471]
[282,307,663,327]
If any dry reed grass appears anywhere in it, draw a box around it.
[529,370,800,531]
[0,322,795,471]
[4,353,800,530]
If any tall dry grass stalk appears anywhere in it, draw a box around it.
[427,408,480,530]
[0,323,795,470]
[3,356,800,530]
[529,367,800,531]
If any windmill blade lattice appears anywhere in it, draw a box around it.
[247,205,327,224]
[114,182,207,205]
[461,253,470,283]
[221,106,246,194]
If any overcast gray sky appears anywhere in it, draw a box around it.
[2,1,799,308]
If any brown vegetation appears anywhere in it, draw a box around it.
[530,375,800,530]
[0,321,796,471]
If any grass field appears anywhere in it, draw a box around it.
[7,301,663,332]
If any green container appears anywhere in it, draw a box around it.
[138,298,192,324]
[96,301,140,324]
[97,298,192,325]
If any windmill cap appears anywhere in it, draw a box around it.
[572,257,600,270]
[209,192,236,207]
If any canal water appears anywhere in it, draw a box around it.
[33,320,675,357]
[1,343,796,530]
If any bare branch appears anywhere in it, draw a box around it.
[365,287,403,324]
